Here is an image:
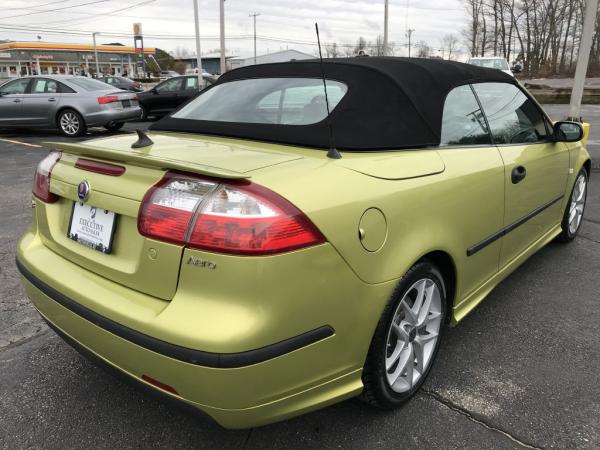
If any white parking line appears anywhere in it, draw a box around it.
[0,138,42,148]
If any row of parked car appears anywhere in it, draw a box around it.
[0,73,217,137]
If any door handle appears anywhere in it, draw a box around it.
[511,165,527,184]
[48,97,57,102]
[13,98,21,103]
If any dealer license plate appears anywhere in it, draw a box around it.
[68,202,117,254]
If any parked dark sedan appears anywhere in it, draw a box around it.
[99,76,144,92]
[137,75,216,120]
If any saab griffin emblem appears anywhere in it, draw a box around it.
[77,180,90,202]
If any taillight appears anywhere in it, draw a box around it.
[138,172,325,255]
[139,173,218,245]
[33,151,61,203]
[97,95,119,104]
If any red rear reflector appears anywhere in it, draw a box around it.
[141,375,179,395]
[75,158,125,176]
[97,95,119,104]
[33,151,61,203]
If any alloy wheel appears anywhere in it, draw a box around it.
[384,278,442,393]
[568,173,586,235]
[60,112,80,136]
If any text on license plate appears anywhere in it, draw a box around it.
[68,202,117,254]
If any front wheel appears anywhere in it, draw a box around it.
[360,261,446,408]
[557,168,588,242]
[57,109,86,137]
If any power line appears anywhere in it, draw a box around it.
[2,0,74,12]
[34,0,156,27]
[2,0,110,20]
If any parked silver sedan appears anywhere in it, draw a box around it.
[0,76,141,137]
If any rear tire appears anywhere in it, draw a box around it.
[360,261,446,408]
[104,122,124,132]
[57,109,86,137]
[557,168,588,242]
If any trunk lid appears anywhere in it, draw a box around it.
[42,132,302,300]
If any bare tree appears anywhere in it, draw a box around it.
[171,46,192,58]
[461,0,595,76]
[416,41,432,58]
[374,35,386,56]
[440,34,460,60]
[354,36,369,55]
[326,42,340,58]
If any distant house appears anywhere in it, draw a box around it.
[229,49,315,69]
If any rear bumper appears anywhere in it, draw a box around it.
[85,106,141,126]
[17,258,334,369]
[16,229,393,428]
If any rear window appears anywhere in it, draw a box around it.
[172,78,348,125]
[68,77,113,91]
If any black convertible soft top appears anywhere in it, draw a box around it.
[151,57,516,151]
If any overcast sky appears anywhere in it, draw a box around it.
[1,0,468,59]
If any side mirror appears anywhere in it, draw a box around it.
[554,121,584,143]
[151,87,158,94]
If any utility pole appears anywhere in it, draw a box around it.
[92,32,100,77]
[250,12,260,65]
[192,0,204,88]
[568,0,599,120]
[407,29,415,57]
[383,0,389,56]
[219,0,226,74]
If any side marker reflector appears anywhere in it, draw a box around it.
[142,374,179,396]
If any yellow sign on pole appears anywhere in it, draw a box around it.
[133,23,142,37]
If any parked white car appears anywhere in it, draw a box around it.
[466,57,513,77]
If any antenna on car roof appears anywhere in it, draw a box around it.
[315,23,342,160]
[131,129,154,149]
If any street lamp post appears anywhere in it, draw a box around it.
[250,12,260,65]
[92,32,100,77]
[383,0,389,56]
[192,0,204,88]
[219,0,226,74]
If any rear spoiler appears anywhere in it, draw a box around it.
[42,141,250,180]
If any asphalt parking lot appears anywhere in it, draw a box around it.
[1,111,599,449]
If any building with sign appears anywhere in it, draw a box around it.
[0,41,155,79]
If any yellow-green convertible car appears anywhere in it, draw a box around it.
[17,58,590,428]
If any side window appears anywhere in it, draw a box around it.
[156,78,183,93]
[185,77,198,90]
[0,78,30,95]
[31,78,58,94]
[473,82,550,144]
[440,85,491,146]
[58,82,76,94]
